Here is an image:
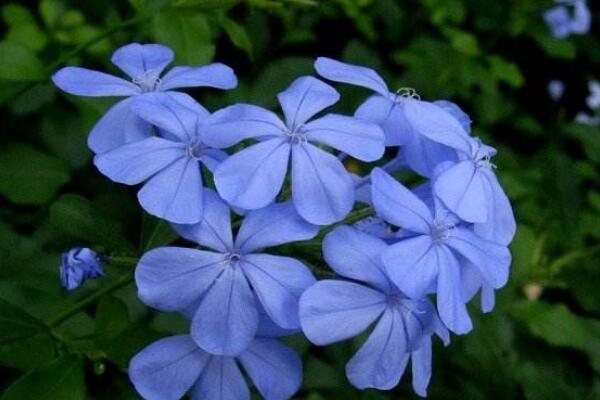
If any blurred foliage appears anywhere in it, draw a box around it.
[0,0,599,399]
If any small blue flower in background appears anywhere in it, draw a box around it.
[200,76,385,225]
[370,168,512,333]
[548,79,565,101]
[52,43,237,154]
[586,80,600,110]
[314,57,473,177]
[129,312,303,400]
[135,189,318,356]
[299,226,448,396]
[94,92,227,223]
[544,0,591,38]
[60,247,104,290]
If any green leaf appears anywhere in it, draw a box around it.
[152,9,215,65]
[49,194,135,253]
[0,40,45,81]
[139,213,178,251]
[0,355,86,400]
[0,298,55,371]
[0,144,70,205]
[95,296,130,342]
[222,17,253,59]
[489,56,524,88]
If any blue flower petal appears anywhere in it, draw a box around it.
[202,104,286,148]
[129,335,209,400]
[436,245,473,334]
[235,202,318,253]
[138,157,204,224]
[299,280,386,345]
[111,43,173,82]
[314,57,389,97]
[291,143,354,225]
[135,247,224,312]
[191,356,249,400]
[404,133,459,178]
[411,338,432,397]
[242,254,315,330]
[52,67,141,97]
[382,235,437,299]
[192,266,259,356]
[474,169,516,245]
[355,95,413,146]
[88,97,152,154]
[303,114,385,161]
[404,100,471,154]
[434,160,487,223]
[130,92,209,143]
[433,100,472,134]
[346,308,409,390]
[371,168,433,234]
[322,226,391,292]
[160,63,238,91]
[277,76,339,128]
[171,189,234,252]
[94,136,185,185]
[446,227,510,289]
[215,138,291,210]
[238,338,302,400]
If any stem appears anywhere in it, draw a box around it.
[47,256,138,327]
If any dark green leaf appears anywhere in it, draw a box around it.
[0,144,70,205]
[49,194,135,253]
[0,355,86,400]
[0,41,45,81]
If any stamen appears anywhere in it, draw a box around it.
[223,252,242,266]
[395,87,421,101]
[133,75,161,92]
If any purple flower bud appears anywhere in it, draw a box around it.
[60,247,105,291]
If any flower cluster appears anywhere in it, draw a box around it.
[53,44,516,399]
[543,0,591,39]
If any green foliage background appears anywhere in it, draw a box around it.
[1,0,599,399]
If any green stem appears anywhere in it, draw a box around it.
[47,257,138,328]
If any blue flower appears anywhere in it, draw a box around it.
[135,190,318,355]
[94,92,227,223]
[299,225,448,396]
[370,168,512,333]
[544,1,591,38]
[433,138,517,246]
[130,316,302,400]
[200,76,385,225]
[586,80,600,110]
[60,247,104,290]
[314,57,473,177]
[52,43,237,154]
[548,80,565,101]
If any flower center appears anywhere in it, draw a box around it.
[283,127,308,145]
[386,292,405,307]
[224,252,242,266]
[391,87,420,104]
[186,141,204,160]
[133,73,161,92]
[431,211,454,242]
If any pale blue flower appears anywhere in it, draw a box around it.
[135,190,318,356]
[52,43,237,154]
[299,226,448,396]
[200,76,385,225]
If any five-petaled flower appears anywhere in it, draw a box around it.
[52,43,237,154]
[135,190,318,355]
[299,226,448,396]
[201,76,385,225]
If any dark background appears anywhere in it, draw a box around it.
[1,0,600,399]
